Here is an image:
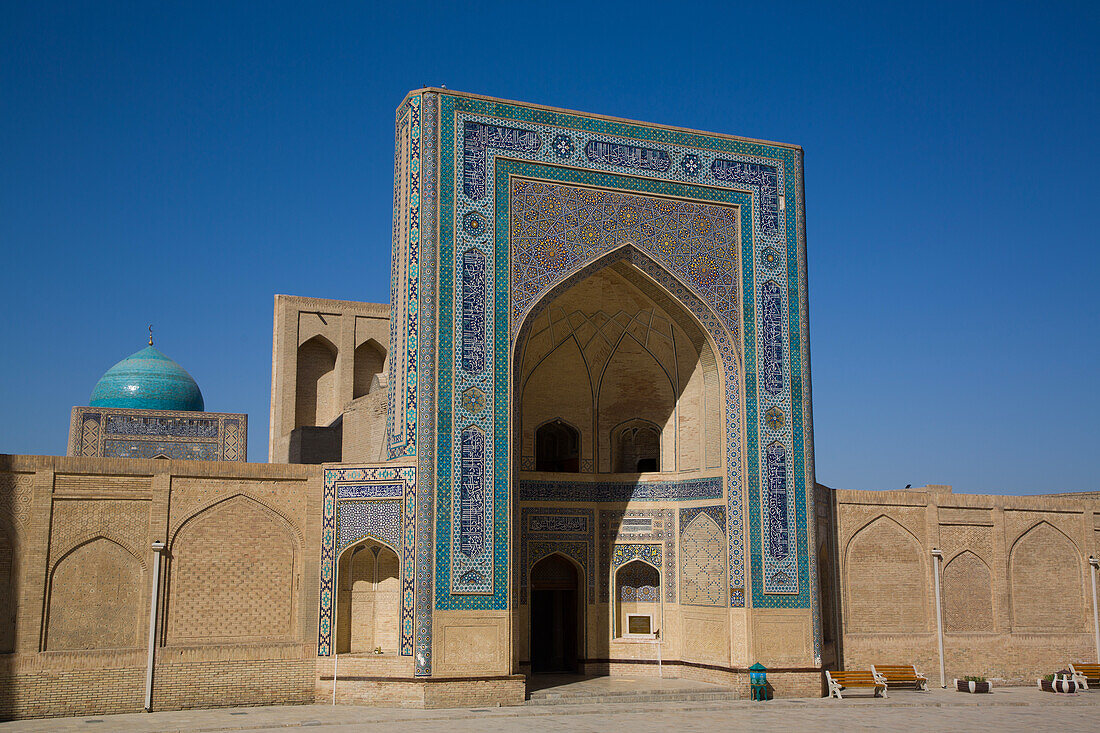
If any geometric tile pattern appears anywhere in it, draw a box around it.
[412,91,439,676]
[519,507,595,605]
[509,179,741,341]
[427,96,814,657]
[679,506,728,606]
[80,414,100,456]
[317,465,416,658]
[387,95,420,460]
[221,419,241,461]
[612,543,662,570]
[336,499,402,554]
[102,439,220,460]
[600,510,674,603]
[69,406,247,462]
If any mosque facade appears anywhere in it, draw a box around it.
[0,90,1097,720]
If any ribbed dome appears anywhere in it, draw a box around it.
[90,346,205,412]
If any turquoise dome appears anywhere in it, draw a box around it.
[90,346,205,411]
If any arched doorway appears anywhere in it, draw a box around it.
[530,554,581,674]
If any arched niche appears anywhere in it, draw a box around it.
[296,335,338,428]
[1010,522,1084,631]
[354,339,386,399]
[610,418,662,473]
[534,419,581,473]
[522,338,592,468]
[336,539,401,654]
[614,559,660,638]
[942,550,993,633]
[679,513,727,606]
[167,495,298,644]
[843,516,926,633]
[513,251,726,477]
[45,537,143,650]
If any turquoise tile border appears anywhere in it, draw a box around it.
[433,93,814,613]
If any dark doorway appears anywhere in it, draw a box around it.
[530,554,580,674]
[535,420,580,472]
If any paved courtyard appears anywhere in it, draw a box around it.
[1,686,1098,733]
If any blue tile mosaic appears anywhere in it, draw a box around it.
[599,510,674,603]
[424,92,815,646]
[584,139,670,172]
[103,414,218,438]
[412,91,439,676]
[102,439,219,460]
[460,249,488,374]
[519,507,595,604]
[317,465,416,658]
[387,95,420,460]
[519,477,722,502]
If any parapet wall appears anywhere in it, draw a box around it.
[818,484,1100,683]
[0,454,321,720]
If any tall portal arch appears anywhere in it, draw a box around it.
[374,91,816,679]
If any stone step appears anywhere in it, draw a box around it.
[526,690,740,706]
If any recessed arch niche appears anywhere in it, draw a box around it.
[296,335,338,428]
[335,538,401,654]
[514,254,724,476]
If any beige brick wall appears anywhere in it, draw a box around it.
[0,454,321,720]
[269,296,390,463]
[45,537,144,650]
[823,485,1100,684]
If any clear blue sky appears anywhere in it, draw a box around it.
[2,2,1097,494]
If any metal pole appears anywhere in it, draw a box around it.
[332,548,340,705]
[657,578,665,678]
[144,541,166,712]
[931,548,945,688]
[1089,557,1100,663]
[332,653,338,705]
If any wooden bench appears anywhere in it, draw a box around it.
[872,664,929,691]
[1069,663,1100,690]
[826,670,888,699]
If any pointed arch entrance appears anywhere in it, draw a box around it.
[512,243,738,671]
[513,245,734,478]
[530,553,582,674]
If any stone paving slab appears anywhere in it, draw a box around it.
[526,674,728,696]
[1,687,1097,733]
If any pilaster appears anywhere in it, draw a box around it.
[16,468,53,653]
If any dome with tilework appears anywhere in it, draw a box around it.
[90,345,205,411]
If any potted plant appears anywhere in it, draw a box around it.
[1038,672,1078,693]
[954,675,991,693]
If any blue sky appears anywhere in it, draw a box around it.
[2,2,1097,494]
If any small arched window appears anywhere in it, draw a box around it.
[535,420,580,473]
[612,421,661,473]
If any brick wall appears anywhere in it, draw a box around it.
[823,484,1100,684]
[0,454,321,720]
